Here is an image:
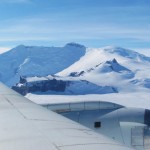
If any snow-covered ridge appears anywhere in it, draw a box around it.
[58,46,150,77]
[68,58,134,80]
[0,43,86,86]
[103,46,150,62]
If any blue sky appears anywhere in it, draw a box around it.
[0,0,150,55]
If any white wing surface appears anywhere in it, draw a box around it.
[0,82,132,150]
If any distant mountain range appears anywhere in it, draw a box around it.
[0,43,150,95]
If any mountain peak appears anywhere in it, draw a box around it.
[112,58,117,63]
[65,42,85,48]
[103,46,131,53]
[98,58,131,74]
[14,44,26,49]
[106,58,117,64]
[103,46,150,62]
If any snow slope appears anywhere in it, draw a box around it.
[0,43,86,86]
[58,46,150,77]
[57,46,150,92]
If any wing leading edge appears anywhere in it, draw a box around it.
[0,82,132,150]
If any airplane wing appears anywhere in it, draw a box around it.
[0,82,133,150]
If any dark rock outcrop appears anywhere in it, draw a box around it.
[12,78,70,95]
[12,76,118,96]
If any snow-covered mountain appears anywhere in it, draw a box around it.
[58,46,150,92]
[0,43,150,95]
[0,43,86,86]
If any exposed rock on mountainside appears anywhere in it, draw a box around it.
[12,76,117,95]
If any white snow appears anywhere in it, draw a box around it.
[26,75,55,82]
[26,92,150,109]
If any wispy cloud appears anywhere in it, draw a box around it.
[0,16,150,43]
[0,0,149,53]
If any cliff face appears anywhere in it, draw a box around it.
[12,78,69,95]
[12,76,118,95]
